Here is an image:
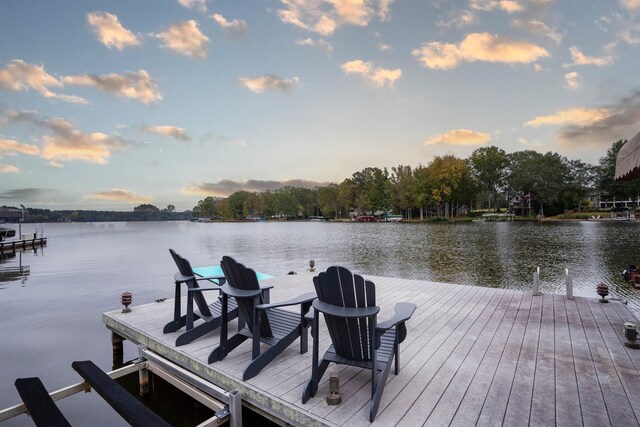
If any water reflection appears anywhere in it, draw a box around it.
[0,248,40,286]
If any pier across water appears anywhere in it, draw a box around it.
[103,271,640,426]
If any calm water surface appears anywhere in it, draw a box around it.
[1,220,639,425]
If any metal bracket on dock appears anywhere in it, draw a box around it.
[138,346,243,427]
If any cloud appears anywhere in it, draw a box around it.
[470,0,524,13]
[182,179,332,197]
[2,108,129,165]
[620,0,640,9]
[296,38,334,55]
[155,20,209,58]
[85,188,153,203]
[277,0,393,35]
[563,46,614,67]
[341,59,401,87]
[237,75,300,93]
[178,0,207,12]
[425,129,492,146]
[0,188,46,200]
[47,161,64,168]
[517,137,528,145]
[525,107,611,127]
[379,0,395,21]
[564,72,581,91]
[62,70,162,104]
[437,10,477,29]
[211,13,247,38]
[0,60,87,104]
[412,33,549,70]
[87,11,140,50]
[524,91,640,146]
[142,125,190,141]
[1,164,20,174]
[511,19,562,44]
[0,138,41,157]
[377,42,392,51]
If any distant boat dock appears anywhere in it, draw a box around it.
[0,236,47,254]
[103,270,640,426]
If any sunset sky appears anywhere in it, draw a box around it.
[1,0,639,210]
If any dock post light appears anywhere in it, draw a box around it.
[624,323,639,349]
[309,260,315,272]
[596,283,609,303]
[326,374,342,405]
[565,269,574,300]
[121,291,132,313]
[533,266,541,296]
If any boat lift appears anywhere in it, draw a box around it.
[0,346,242,427]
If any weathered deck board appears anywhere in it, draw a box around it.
[102,270,640,427]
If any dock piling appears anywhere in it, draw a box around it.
[566,269,574,299]
[533,266,541,296]
[112,332,124,370]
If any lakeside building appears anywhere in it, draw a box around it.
[0,208,29,223]
[588,193,640,209]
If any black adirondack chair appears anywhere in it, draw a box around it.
[302,266,416,421]
[208,256,316,380]
[163,249,239,347]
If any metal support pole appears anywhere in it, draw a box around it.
[229,389,242,427]
[112,332,124,370]
[139,367,150,396]
[566,269,574,300]
[533,267,541,296]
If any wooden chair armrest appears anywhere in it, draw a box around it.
[256,292,316,310]
[186,287,221,293]
[376,302,416,331]
[312,300,380,318]
[220,283,262,298]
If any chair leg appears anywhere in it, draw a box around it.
[208,334,247,363]
[176,317,222,346]
[163,314,186,333]
[370,360,393,422]
[302,359,330,403]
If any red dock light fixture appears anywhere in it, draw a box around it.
[121,291,132,313]
[596,283,609,303]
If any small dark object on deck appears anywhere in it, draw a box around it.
[597,283,609,303]
[287,271,297,275]
[326,374,341,405]
[209,256,315,380]
[624,322,640,349]
[121,291,132,313]
[155,298,166,303]
[71,360,170,427]
[14,377,71,427]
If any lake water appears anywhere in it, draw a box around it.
[1,220,639,425]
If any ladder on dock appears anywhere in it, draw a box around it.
[0,347,242,427]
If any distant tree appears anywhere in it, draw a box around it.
[390,165,415,219]
[469,146,508,212]
[164,204,175,212]
[133,204,159,212]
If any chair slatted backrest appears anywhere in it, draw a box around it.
[313,266,376,361]
[221,256,272,337]
[169,249,212,317]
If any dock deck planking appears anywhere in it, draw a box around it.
[102,270,640,427]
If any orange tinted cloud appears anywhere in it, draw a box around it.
[341,59,402,87]
[87,11,140,50]
[425,129,492,146]
[413,33,549,70]
[85,188,152,203]
[155,20,209,58]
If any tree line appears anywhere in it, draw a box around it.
[8,204,191,223]
[193,141,640,220]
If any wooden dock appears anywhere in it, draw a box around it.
[0,237,46,253]
[103,271,640,426]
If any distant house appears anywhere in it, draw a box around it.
[508,192,531,216]
[0,208,29,223]
[588,193,640,209]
